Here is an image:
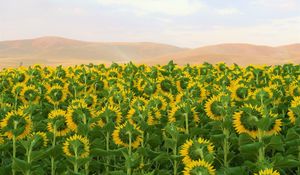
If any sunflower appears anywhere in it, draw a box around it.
[204,95,223,120]
[48,77,66,87]
[63,134,90,159]
[46,85,67,105]
[254,168,280,175]
[97,105,122,127]
[66,103,97,132]
[187,82,207,102]
[169,103,199,124]
[130,97,148,108]
[230,83,250,101]
[269,75,284,86]
[0,109,32,140]
[47,109,70,137]
[29,132,48,147]
[289,83,300,97]
[180,138,215,165]
[112,122,143,149]
[14,70,29,83]
[252,87,273,102]
[233,104,282,138]
[147,95,167,111]
[159,92,174,103]
[82,94,97,108]
[11,82,25,96]
[182,159,216,175]
[157,76,175,94]
[176,75,191,92]
[287,96,300,124]
[20,85,40,104]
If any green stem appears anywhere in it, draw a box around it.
[74,145,79,173]
[12,121,18,175]
[106,131,110,174]
[223,128,229,169]
[51,126,57,175]
[258,129,265,163]
[173,143,178,175]
[12,135,16,175]
[26,143,33,175]
[298,146,300,174]
[127,132,132,175]
[184,113,189,135]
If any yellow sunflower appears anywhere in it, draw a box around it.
[252,87,273,101]
[254,168,280,175]
[182,159,216,175]
[187,82,207,102]
[230,83,250,101]
[46,85,67,105]
[0,109,32,140]
[30,132,48,147]
[112,122,143,149]
[66,103,97,132]
[204,94,223,120]
[289,83,300,97]
[47,109,70,137]
[130,97,148,108]
[12,82,25,96]
[147,95,167,111]
[287,96,300,124]
[233,104,282,138]
[180,138,215,165]
[20,85,40,104]
[97,105,122,127]
[157,76,175,94]
[63,134,90,159]
[169,103,199,124]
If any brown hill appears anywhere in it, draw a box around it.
[0,36,187,67]
[1,37,300,67]
[144,43,300,65]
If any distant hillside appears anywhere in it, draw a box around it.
[0,36,187,67]
[1,36,300,67]
[144,43,300,65]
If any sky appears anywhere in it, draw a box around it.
[0,0,300,48]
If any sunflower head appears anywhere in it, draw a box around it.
[112,122,143,149]
[204,94,224,121]
[63,134,90,159]
[230,83,250,101]
[0,109,32,140]
[46,85,67,105]
[233,104,282,138]
[182,159,216,175]
[29,131,48,147]
[180,138,215,165]
[66,102,97,132]
[20,85,40,104]
[254,168,280,175]
[98,105,122,128]
[47,109,70,137]
[169,103,199,125]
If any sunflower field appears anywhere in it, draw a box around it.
[1,61,300,175]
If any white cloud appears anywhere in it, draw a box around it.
[97,0,206,16]
[215,8,242,16]
[251,0,299,11]
[160,16,300,47]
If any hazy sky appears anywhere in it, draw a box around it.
[0,0,300,47]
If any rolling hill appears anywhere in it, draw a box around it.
[0,36,300,67]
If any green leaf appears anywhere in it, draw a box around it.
[12,158,30,173]
[239,142,263,154]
